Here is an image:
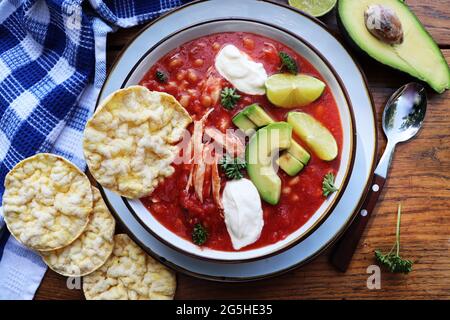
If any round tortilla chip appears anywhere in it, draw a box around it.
[83,234,176,300]
[2,153,92,251]
[40,187,115,276]
[83,85,192,199]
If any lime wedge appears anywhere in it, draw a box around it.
[265,73,326,108]
[287,112,338,161]
[288,0,337,17]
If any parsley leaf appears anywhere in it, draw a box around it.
[192,223,208,246]
[375,204,413,274]
[155,70,167,83]
[220,87,241,110]
[322,172,338,197]
[219,154,246,180]
[279,52,298,74]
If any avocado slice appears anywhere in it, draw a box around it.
[286,139,310,165]
[338,0,450,93]
[276,152,304,177]
[232,112,257,135]
[246,122,292,205]
[242,104,274,127]
[234,104,311,175]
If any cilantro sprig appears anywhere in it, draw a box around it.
[220,87,241,110]
[219,154,246,180]
[375,204,413,274]
[155,70,167,83]
[322,172,338,197]
[279,52,298,74]
[192,223,208,246]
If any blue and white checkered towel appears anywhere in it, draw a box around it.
[0,0,184,300]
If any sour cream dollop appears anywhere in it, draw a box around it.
[215,44,268,95]
[222,178,264,250]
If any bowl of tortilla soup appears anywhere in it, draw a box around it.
[122,19,355,262]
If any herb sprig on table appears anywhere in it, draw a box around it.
[279,51,298,74]
[219,154,247,180]
[220,87,241,110]
[375,203,413,274]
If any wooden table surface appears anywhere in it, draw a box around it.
[35,0,450,300]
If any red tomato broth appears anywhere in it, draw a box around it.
[139,32,343,252]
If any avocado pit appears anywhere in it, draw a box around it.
[364,4,403,45]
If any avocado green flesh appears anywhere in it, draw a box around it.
[232,112,256,135]
[338,0,450,93]
[286,140,310,165]
[242,104,274,127]
[235,104,310,176]
[276,152,304,177]
[246,122,292,205]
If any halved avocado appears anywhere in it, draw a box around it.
[338,0,450,93]
[246,122,292,205]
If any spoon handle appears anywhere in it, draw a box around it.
[330,174,386,272]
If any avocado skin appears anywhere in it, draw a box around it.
[337,0,450,93]
[336,7,366,55]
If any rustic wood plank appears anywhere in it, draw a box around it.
[35,2,450,300]
[35,271,84,300]
[406,0,450,46]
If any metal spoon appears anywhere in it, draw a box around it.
[330,82,427,272]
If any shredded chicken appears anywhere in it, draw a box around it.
[192,108,213,162]
[203,159,212,199]
[193,149,205,202]
[184,134,194,192]
[183,108,224,207]
[186,108,214,199]
[193,143,215,203]
[185,161,194,192]
[211,155,223,210]
[192,124,203,165]
[204,127,245,157]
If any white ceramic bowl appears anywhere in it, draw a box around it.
[121,19,356,262]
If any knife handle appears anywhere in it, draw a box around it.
[330,174,386,272]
